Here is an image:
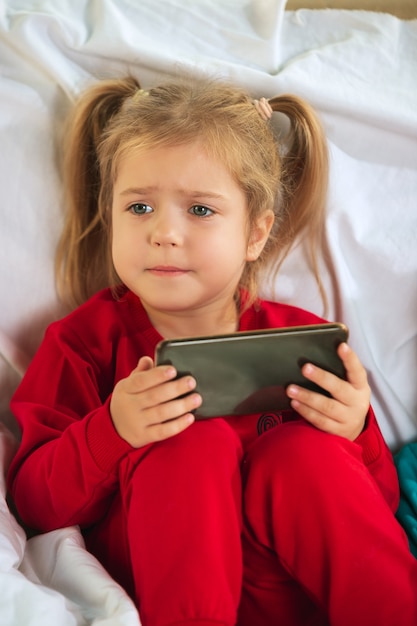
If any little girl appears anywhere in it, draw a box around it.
[7,76,417,626]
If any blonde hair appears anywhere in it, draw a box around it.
[56,75,329,312]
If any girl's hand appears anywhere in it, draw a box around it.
[286,343,370,441]
[110,356,202,448]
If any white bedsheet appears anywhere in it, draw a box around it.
[1,1,416,623]
[0,424,140,625]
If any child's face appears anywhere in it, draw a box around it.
[111,141,271,331]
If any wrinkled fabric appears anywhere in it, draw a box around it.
[0,1,416,624]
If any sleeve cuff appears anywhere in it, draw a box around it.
[355,406,383,466]
[86,399,133,473]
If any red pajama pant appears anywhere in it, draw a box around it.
[85,419,417,626]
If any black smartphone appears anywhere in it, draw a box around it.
[155,322,349,419]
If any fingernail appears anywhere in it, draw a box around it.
[191,393,202,407]
[287,385,298,397]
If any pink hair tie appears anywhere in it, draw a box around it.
[253,97,273,121]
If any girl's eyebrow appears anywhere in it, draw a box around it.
[119,186,157,196]
[119,186,226,200]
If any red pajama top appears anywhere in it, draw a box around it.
[7,288,399,531]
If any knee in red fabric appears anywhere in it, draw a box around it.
[241,421,369,545]
[120,419,244,626]
[122,418,243,484]
[243,420,364,501]
[240,422,417,626]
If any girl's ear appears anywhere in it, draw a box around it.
[246,210,274,262]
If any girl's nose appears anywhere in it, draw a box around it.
[150,208,183,247]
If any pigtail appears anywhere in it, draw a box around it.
[268,95,329,310]
[56,76,140,308]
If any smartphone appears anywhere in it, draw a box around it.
[155,322,349,419]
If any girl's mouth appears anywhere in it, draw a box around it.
[148,266,189,276]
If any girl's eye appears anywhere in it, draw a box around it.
[129,203,152,215]
[190,205,213,217]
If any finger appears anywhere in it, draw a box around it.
[146,390,202,426]
[287,396,337,432]
[287,383,342,424]
[337,343,369,390]
[136,355,154,372]
[288,391,366,440]
[126,361,178,394]
[287,397,357,438]
[298,361,350,407]
[140,376,201,408]
[149,412,196,443]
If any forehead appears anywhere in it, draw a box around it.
[114,127,239,172]
[114,141,243,195]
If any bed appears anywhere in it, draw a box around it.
[1,0,416,623]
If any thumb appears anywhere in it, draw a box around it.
[137,355,154,372]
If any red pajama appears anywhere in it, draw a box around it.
[8,288,417,626]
